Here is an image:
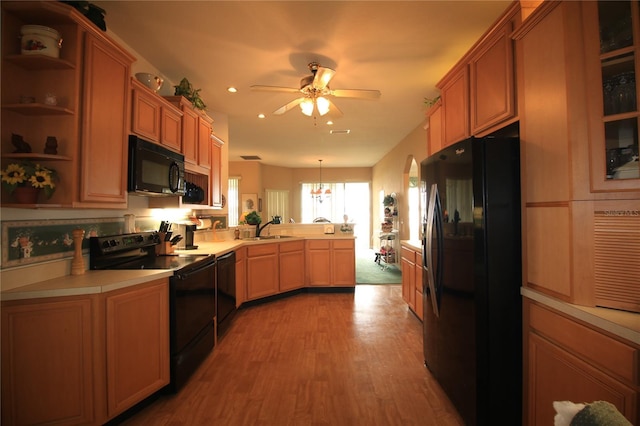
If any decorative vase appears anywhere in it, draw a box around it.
[13,186,40,204]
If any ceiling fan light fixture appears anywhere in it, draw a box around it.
[300,98,314,116]
[316,96,330,116]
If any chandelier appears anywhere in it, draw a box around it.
[311,159,332,202]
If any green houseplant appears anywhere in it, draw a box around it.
[174,77,206,110]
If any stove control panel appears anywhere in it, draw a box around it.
[90,231,159,255]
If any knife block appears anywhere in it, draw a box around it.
[155,234,174,255]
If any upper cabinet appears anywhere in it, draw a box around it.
[583,1,640,192]
[1,1,134,208]
[432,3,520,151]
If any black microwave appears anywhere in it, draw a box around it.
[128,135,185,196]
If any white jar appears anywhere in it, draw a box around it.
[21,25,62,58]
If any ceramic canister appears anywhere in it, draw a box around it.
[21,25,62,58]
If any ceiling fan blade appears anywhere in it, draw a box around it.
[312,66,335,90]
[327,99,343,117]
[273,97,304,115]
[250,85,301,94]
[330,88,381,99]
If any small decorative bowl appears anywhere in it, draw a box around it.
[135,72,164,92]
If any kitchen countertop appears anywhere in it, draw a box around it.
[1,234,355,302]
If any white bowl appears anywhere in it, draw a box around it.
[135,72,164,92]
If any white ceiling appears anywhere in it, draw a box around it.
[95,1,511,168]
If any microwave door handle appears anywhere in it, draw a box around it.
[425,183,440,318]
[168,161,181,193]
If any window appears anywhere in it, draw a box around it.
[228,177,239,226]
[265,189,289,222]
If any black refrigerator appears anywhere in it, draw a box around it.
[420,135,522,425]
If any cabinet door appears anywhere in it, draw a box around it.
[401,247,415,308]
[161,106,182,152]
[81,33,131,205]
[427,101,443,155]
[210,137,223,207]
[439,66,469,147]
[414,254,424,320]
[105,280,170,418]
[280,248,305,291]
[181,106,198,164]
[332,241,355,286]
[1,297,95,425]
[306,248,331,286]
[469,22,515,135]
[527,333,637,425]
[198,117,212,169]
[131,87,160,142]
[235,247,247,306]
[247,255,279,299]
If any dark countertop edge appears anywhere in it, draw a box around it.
[521,287,640,345]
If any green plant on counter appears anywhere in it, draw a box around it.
[174,77,206,110]
[243,211,262,225]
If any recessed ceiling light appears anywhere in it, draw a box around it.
[227,87,237,93]
[257,113,265,119]
[326,120,334,125]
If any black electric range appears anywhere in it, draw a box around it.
[90,231,217,393]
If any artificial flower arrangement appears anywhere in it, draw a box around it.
[1,160,58,198]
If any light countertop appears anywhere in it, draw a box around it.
[1,234,355,302]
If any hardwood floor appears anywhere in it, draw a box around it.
[121,285,463,425]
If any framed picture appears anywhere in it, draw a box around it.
[241,193,257,212]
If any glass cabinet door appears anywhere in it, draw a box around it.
[595,1,640,185]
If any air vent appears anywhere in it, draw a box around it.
[330,129,350,135]
[241,155,262,160]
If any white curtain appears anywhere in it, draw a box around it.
[228,177,240,226]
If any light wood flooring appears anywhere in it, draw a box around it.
[121,285,463,425]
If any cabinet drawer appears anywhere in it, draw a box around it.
[529,302,639,384]
[247,244,278,257]
[306,240,331,250]
[279,240,304,253]
[401,247,416,263]
[332,239,354,250]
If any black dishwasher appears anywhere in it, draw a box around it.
[216,251,236,336]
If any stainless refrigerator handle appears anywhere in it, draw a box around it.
[425,183,440,318]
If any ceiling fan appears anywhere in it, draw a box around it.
[250,62,381,117]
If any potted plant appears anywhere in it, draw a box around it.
[383,194,396,207]
[174,77,207,110]
[1,160,58,203]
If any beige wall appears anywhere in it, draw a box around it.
[372,121,428,243]
[229,162,371,223]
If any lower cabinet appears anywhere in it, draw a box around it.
[524,299,639,425]
[414,253,423,321]
[235,246,247,306]
[104,280,170,418]
[246,244,279,300]
[401,244,423,320]
[306,239,355,286]
[279,240,305,292]
[1,278,170,426]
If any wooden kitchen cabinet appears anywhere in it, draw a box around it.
[426,99,443,155]
[131,78,183,152]
[438,65,469,147]
[306,239,355,287]
[279,240,305,292]
[1,278,170,426]
[401,246,416,310]
[1,295,96,425]
[1,1,134,208]
[104,279,170,418]
[469,13,516,136]
[198,114,212,169]
[246,243,279,299]
[235,247,247,306]
[524,299,639,425]
[210,134,224,208]
[414,252,423,321]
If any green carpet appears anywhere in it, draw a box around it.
[356,249,402,284]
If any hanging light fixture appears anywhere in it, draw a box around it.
[311,159,331,202]
[299,96,330,117]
